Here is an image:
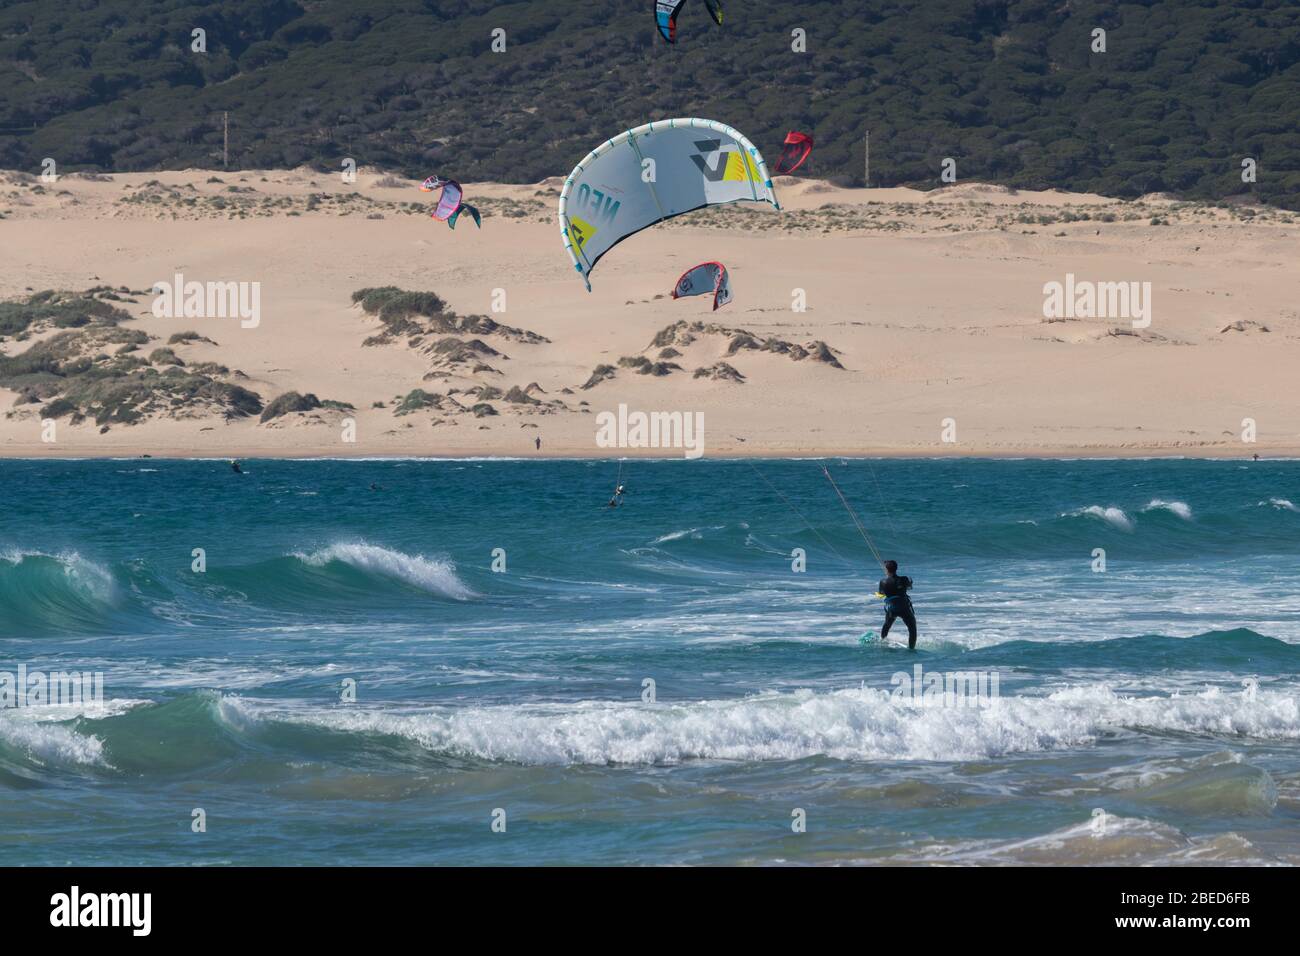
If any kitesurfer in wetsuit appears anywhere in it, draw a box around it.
[607,484,626,507]
[878,559,917,649]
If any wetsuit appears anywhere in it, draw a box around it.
[878,572,917,649]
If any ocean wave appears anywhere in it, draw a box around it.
[0,549,120,633]
[218,682,1300,768]
[1141,499,1193,520]
[81,692,246,774]
[0,539,477,634]
[0,549,116,600]
[290,543,475,600]
[1077,750,1278,816]
[1063,506,1134,531]
[964,629,1300,672]
[0,703,119,771]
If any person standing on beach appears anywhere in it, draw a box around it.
[878,559,917,649]
[535,436,541,451]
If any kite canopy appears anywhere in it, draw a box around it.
[420,176,481,230]
[446,202,481,229]
[558,118,779,290]
[655,0,723,44]
[774,131,814,175]
[673,261,732,311]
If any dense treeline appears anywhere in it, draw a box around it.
[2,0,1298,206]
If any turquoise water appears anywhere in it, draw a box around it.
[2,458,1298,865]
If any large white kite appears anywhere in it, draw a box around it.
[558,118,779,290]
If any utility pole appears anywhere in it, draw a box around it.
[222,112,229,169]
[864,129,870,187]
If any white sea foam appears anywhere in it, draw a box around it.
[0,712,108,767]
[894,816,1277,866]
[651,524,727,544]
[1141,499,1192,520]
[0,697,148,771]
[292,543,475,599]
[1065,505,1134,531]
[1259,498,1299,512]
[219,683,1300,767]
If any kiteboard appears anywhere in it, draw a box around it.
[860,631,910,649]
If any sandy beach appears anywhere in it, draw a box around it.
[3,167,1297,459]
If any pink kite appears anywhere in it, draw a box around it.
[420,175,481,229]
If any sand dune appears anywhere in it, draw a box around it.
[2,167,1297,458]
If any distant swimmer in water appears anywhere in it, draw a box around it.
[369,482,383,491]
[229,460,243,474]
[877,559,917,649]
[607,484,626,507]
